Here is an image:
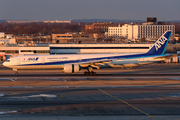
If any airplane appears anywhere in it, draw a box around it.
[3,31,176,75]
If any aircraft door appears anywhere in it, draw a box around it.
[17,59,21,64]
[79,57,82,62]
[41,58,45,64]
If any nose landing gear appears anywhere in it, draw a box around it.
[13,69,18,75]
[84,67,96,75]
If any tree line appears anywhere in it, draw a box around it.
[0,22,85,36]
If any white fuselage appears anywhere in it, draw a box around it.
[3,53,162,70]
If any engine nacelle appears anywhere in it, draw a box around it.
[63,64,80,73]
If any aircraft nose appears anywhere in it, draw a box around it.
[3,61,8,67]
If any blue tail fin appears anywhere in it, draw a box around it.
[147,30,172,55]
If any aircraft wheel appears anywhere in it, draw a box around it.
[84,71,89,75]
[84,71,96,75]
[92,72,96,75]
[89,72,93,75]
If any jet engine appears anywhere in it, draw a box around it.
[63,64,80,73]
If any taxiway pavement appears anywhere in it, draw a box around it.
[0,64,180,120]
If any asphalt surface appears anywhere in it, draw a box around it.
[0,64,180,119]
[1,64,180,77]
[0,87,180,120]
[1,74,180,77]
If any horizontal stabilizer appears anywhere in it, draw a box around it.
[154,54,177,60]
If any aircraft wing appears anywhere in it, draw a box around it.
[78,59,113,69]
[78,54,177,69]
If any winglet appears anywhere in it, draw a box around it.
[147,31,172,55]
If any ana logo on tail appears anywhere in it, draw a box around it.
[155,35,167,51]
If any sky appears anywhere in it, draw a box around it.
[0,0,180,21]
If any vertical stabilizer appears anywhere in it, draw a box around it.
[147,31,172,55]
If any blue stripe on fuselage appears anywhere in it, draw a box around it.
[13,53,168,66]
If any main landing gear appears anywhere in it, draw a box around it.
[84,67,96,75]
[15,72,18,75]
[84,71,96,75]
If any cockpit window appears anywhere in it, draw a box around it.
[6,60,10,62]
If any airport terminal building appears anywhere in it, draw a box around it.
[49,43,153,54]
[0,46,50,61]
[0,43,153,62]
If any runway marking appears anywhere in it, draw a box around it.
[158,94,180,99]
[166,93,180,98]
[0,110,17,115]
[98,88,154,120]
[8,94,57,99]
[0,78,15,81]
[0,93,5,97]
